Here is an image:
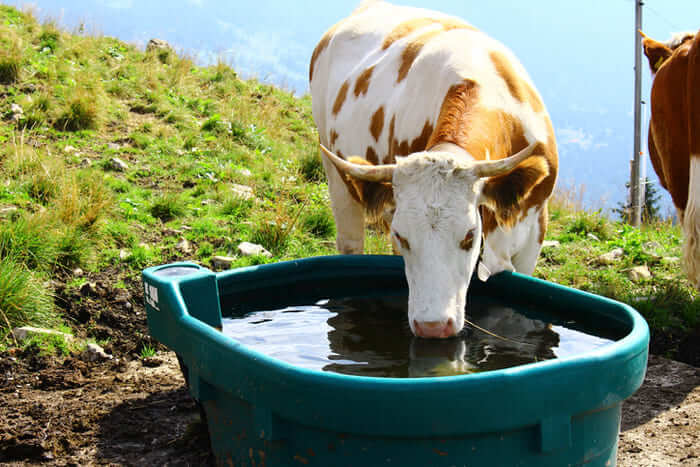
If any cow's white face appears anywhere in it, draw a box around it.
[391,152,484,338]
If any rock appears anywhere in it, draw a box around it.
[163,228,183,237]
[63,145,77,154]
[141,356,163,368]
[119,249,132,260]
[200,199,216,206]
[0,206,18,217]
[587,233,600,241]
[176,237,192,254]
[237,168,252,177]
[12,326,74,342]
[628,265,652,282]
[231,184,254,200]
[79,158,91,168]
[237,242,272,258]
[107,142,121,150]
[110,157,129,171]
[10,103,23,121]
[84,343,112,362]
[661,256,680,264]
[146,38,173,53]
[542,240,560,248]
[72,267,84,277]
[597,248,624,265]
[79,282,98,296]
[211,255,236,269]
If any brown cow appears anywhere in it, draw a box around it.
[641,30,700,287]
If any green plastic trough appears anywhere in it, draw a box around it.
[142,255,649,466]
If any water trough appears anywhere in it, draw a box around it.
[142,255,649,466]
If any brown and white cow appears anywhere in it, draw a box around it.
[310,1,558,338]
[641,30,700,287]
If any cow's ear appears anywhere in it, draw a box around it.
[642,36,672,73]
[478,156,548,228]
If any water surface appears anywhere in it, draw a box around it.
[221,295,620,378]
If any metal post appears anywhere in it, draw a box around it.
[630,0,644,226]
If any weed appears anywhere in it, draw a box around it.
[298,150,325,182]
[140,344,156,358]
[301,206,335,238]
[21,332,72,357]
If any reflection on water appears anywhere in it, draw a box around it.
[221,295,616,378]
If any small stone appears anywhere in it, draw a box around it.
[10,103,23,115]
[231,184,254,200]
[176,237,192,254]
[237,241,272,258]
[110,157,129,171]
[542,240,560,248]
[107,142,121,150]
[146,38,173,53]
[73,267,84,277]
[628,265,652,282]
[12,326,74,342]
[63,145,77,153]
[597,248,624,265]
[79,158,91,168]
[587,233,600,241]
[211,255,236,269]
[200,199,216,206]
[237,168,252,177]
[163,228,183,237]
[119,249,132,260]
[0,206,18,217]
[84,343,112,362]
[661,256,680,264]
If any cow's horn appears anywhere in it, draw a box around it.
[472,141,538,178]
[320,144,395,182]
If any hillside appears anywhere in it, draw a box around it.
[0,5,698,465]
[0,5,698,361]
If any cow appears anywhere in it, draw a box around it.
[310,0,558,338]
[641,30,700,287]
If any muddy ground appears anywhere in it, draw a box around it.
[0,270,698,466]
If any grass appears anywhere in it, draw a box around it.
[0,5,697,359]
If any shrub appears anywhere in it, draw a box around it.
[0,215,57,270]
[298,151,325,182]
[149,193,185,222]
[54,89,101,132]
[302,206,334,238]
[0,55,20,84]
[0,257,55,329]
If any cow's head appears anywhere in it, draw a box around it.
[320,142,539,339]
[640,30,696,75]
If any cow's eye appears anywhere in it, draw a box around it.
[393,231,411,251]
[460,229,475,251]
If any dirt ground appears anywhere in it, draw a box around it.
[0,270,698,466]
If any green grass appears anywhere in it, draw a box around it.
[140,343,156,358]
[0,5,697,355]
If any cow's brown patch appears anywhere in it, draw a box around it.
[332,80,350,116]
[382,18,437,50]
[366,146,379,165]
[386,116,434,162]
[428,78,556,229]
[354,65,375,97]
[310,23,341,82]
[370,106,385,142]
[398,29,444,82]
[330,129,339,146]
[489,51,543,113]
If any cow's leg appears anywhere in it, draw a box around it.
[321,152,365,254]
[682,158,700,288]
[511,206,547,276]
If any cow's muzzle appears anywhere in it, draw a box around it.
[413,318,458,339]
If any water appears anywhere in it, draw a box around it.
[221,295,621,378]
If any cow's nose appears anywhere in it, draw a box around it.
[413,318,457,339]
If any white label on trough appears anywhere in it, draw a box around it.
[144,282,160,311]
